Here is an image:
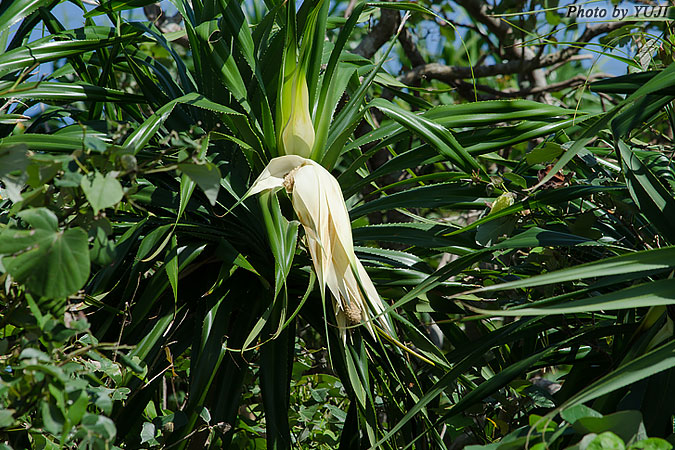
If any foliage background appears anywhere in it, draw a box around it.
[0,0,675,449]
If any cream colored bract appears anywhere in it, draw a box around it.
[250,155,393,342]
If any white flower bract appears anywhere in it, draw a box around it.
[250,155,393,342]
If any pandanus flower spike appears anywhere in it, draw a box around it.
[278,70,315,158]
[250,155,394,343]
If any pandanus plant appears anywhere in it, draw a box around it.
[247,6,396,344]
[9,0,675,448]
[173,1,461,447]
[0,0,591,447]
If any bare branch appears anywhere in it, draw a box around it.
[400,60,539,85]
[453,0,550,101]
[398,26,425,68]
[144,3,189,49]
[399,19,628,88]
[542,21,627,66]
[344,0,358,18]
[453,73,612,99]
[545,54,593,75]
[354,9,400,59]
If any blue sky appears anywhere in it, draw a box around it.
[8,1,661,86]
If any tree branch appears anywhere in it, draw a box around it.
[443,1,628,102]
[453,73,611,99]
[354,9,400,59]
[144,4,189,49]
[398,26,425,69]
[400,20,628,87]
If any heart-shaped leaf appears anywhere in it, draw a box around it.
[0,208,90,298]
[81,171,124,214]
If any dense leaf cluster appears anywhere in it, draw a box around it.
[0,0,674,449]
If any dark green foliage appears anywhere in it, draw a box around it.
[0,0,674,449]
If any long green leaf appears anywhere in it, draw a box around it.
[561,339,675,408]
[312,1,365,161]
[474,246,675,293]
[350,182,492,219]
[0,81,146,102]
[471,278,675,316]
[534,63,675,189]
[0,0,45,34]
[124,92,241,154]
[370,98,480,173]
[0,26,145,75]
[618,140,675,243]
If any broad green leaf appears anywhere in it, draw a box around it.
[140,422,156,444]
[561,405,603,424]
[41,401,65,435]
[0,208,90,298]
[527,143,564,165]
[587,432,625,450]
[0,409,14,428]
[629,439,673,450]
[19,348,50,362]
[573,411,645,444]
[80,172,124,214]
[67,390,89,425]
[81,414,116,440]
[0,144,29,202]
